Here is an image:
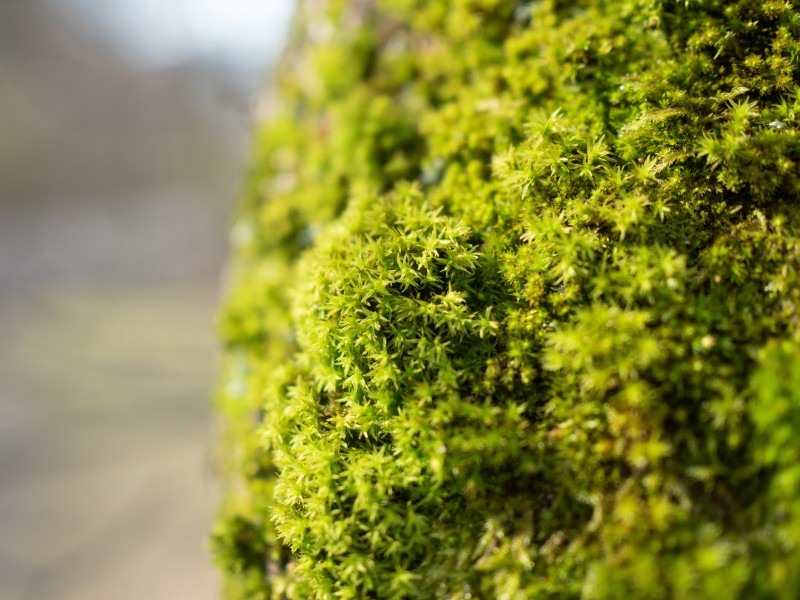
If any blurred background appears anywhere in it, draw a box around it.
[0,0,294,598]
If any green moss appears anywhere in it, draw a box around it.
[213,1,800,597]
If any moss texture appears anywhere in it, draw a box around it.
[212,1,800,598]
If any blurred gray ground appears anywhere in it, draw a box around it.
[0,285,220,599]
[0,1,279,598]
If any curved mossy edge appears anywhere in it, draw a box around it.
[212,1,800,598]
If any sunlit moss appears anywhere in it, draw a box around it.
[213,1,800,597]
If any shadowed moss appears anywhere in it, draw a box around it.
[213,1,800,598]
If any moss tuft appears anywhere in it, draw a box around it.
[214,1,800,597]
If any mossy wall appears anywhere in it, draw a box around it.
[213,1,800,598]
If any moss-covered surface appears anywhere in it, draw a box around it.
[212,1,800,598]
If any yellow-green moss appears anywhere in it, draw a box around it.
[213,1,800,597]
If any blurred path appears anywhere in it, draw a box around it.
[0,1,286,598]
[0,284,221,600]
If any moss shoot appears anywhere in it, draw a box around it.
[213,1,800,598]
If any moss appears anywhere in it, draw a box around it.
[213,1,800,597]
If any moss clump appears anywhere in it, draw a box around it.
[212,1,800,598]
